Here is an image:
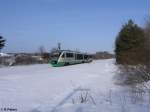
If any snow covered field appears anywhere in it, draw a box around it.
[0,59,150,112]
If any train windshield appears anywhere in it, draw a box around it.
[51,52,61,60]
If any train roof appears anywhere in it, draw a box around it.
[53,50,91,55]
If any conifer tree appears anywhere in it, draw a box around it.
[0,36,6,52]
[115,19,145,64]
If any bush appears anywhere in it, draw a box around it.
[116,65,150,85]
[41,52,50,63]
[15,55,42,65]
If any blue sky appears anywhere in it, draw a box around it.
[0,0,149,53]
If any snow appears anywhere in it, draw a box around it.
[0,53,11,57]
[0,59,149,112]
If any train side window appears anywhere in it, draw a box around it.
[75,53,77,59]
[89,55,92,58]
[77,54,83,60]
[84,55,88,59]
[66,53,73,58]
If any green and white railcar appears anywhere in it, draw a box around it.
[50,50,92,67]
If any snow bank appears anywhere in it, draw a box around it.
[0,53,10,57]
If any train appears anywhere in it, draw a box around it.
[50,50,92,67]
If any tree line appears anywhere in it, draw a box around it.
[115,18,150,85]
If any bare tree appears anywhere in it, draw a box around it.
[39,46,46,55]
[38,46,49,63]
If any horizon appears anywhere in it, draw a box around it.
[0,0,149,53]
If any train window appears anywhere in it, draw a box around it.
[77,54,83,60]
[66,53,73,58]
[89,55,92,58]
[51,52,61,59]
[84,55,88,59]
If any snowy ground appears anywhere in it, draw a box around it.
[0,59,150,112]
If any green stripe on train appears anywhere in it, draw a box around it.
[50,62,65,67]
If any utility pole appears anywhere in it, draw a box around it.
[58,42,61,50]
